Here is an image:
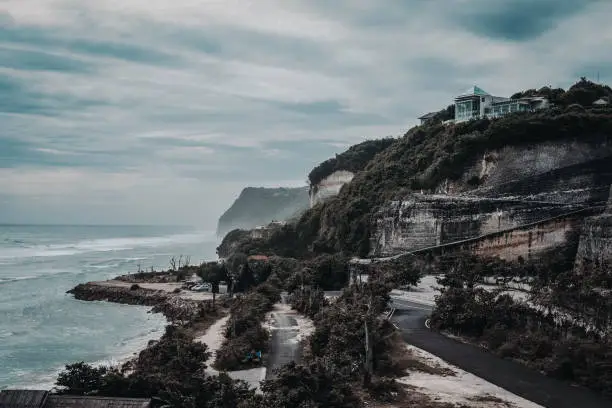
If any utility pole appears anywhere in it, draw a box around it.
[363,291,374,387]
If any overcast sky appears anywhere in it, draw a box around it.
[1,0,611,228]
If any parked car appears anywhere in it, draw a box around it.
[191,283,212,292]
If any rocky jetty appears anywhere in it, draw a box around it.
[68,282,216,324]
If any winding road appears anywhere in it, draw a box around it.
[390,298,612,408]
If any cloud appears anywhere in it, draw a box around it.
[1,0,611,228]
[450,0,603,42]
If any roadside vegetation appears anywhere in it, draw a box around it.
[429,251,612,398]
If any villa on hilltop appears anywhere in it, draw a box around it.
[455,85,549,122]
[419,85,550,125]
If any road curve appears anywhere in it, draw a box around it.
[391,297,611,408]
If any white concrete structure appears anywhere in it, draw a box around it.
[454,86,549,123]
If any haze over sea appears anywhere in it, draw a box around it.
[0,224,217,389]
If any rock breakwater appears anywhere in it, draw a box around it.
[68,282,217,324]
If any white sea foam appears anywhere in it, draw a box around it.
[0,231,214,260]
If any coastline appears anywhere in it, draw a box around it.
[6,301,167,390]
[54,277,228,385]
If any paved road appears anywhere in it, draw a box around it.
[391,298,612,408]
[265,311,300,379]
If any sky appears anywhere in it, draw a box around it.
[1,0,612,228]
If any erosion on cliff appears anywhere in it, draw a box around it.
[307,138,395,206]
[221,79,612,263]
[217,186,309,237]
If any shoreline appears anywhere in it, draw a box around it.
[56,278,227,383]
[4,301,167,391]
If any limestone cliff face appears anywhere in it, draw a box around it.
[217,187,308,237]
[309,170,354,207]
[576,186,612,265]
[370,141,612,259]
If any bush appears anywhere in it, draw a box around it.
[214,283,280,371]
[129,284,140,291]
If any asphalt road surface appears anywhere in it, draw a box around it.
[265,311,300,379]
[390,297,611,408]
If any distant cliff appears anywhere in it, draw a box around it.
[217,187,309,237]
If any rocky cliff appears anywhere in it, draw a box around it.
[575,186,612,266]
[371,141,612,258]
[219,81,612,263]
[217,186,308,237]
[309,170,354,207]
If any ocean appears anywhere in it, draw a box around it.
[0,224,218,390]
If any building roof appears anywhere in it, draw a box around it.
[593,97,609,105]
[248,254,269,261]
[0,390,48,408]
[456,85,490,98]
[0,392,150,408]
[45,396,150,408]
[417,112,437,120]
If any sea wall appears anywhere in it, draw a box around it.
[309,170,354,207]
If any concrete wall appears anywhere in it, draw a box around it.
[309,170,354,207]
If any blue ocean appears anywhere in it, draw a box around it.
[0,224,217,389]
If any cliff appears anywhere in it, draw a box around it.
[219,80,612,265]
[217,186,308,237]
[307,138,395,206]
[575,186,612,266]
[371,140,612,258]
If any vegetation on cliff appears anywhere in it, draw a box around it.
[217,186,309,236]
[307,138,395,187]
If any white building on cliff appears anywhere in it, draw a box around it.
[454,86,549,123]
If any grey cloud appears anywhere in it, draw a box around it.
[0,46,92,72]
[450,0,602,41]
[1,0,611,227]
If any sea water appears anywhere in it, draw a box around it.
[0,224,217,389]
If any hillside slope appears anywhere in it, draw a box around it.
[219,79,612,260]
[216,187,308,236]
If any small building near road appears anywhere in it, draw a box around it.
[0,391,151,408]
